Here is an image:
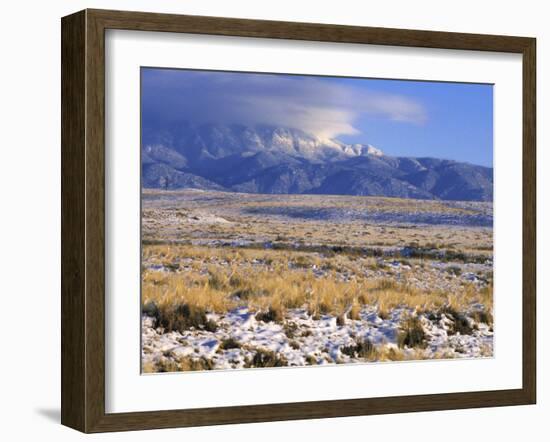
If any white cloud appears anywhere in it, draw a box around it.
[142,69,427,139]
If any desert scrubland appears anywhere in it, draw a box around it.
[141,189,493,372]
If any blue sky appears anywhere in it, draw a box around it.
[142,68,493,167]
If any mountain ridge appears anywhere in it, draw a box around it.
[141,123,493,201]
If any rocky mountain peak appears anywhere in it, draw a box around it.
[141,123,492,202]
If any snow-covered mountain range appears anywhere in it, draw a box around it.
[141,123,493,201]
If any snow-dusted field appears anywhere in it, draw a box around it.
[142,305,493,371]
[141,190,493,372]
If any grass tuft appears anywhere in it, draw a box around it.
[446,265,462,276]
[218,337,241,350]
[441,306,474,335]
[471,309,493,326]
[341,338,377,360]
[148,302,218,332]
[146,356,215,372]
[245,348,288,368]
[398,316,427,348]
[256,305,285,323]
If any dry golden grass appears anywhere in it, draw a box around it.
[142,244,493,331]
[143,356,215,373]
[141,191,494,370]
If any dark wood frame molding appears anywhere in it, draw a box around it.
[61,8,536,433]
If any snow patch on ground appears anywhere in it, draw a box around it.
[142,305,493,371]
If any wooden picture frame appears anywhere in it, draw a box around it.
[61,8,536,433]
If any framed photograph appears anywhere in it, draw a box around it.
[61,9,536,433]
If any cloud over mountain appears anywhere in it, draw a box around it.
[141,69,427,140]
